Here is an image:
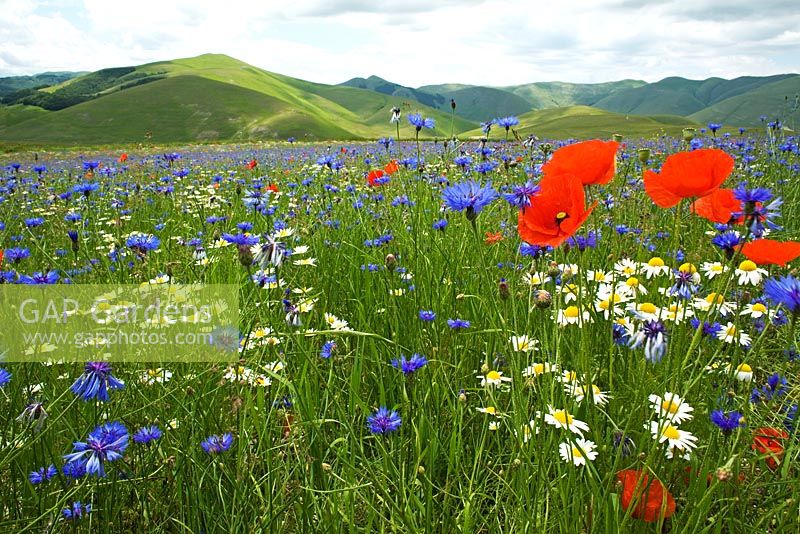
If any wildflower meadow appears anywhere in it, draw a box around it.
[0,119,799,532]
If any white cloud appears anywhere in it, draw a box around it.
[0,0,797,85]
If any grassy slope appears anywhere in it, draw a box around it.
[462,105,699,139]
[689,76,800,127]
[594,75,798,117]
[506,80,647,108]
[0,54,477,143]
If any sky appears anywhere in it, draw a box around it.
[1,0,799,87]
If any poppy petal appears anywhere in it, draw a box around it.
[644,170,682,208]
[542,140,619,186]
[741,239,800,267]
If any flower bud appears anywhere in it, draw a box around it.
[498,278,510,300]
[385,253,396,271]
[534,290,552,309]
[637,148,651,164]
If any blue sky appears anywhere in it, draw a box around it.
[1,0,798,86]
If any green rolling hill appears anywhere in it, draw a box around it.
[0,53,797,145]
[0,54,475,144]
[463,105,700,140]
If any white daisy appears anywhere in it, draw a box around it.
[732,362,753,382]
[617,276,647,297]
[735,260,767,286]
[648,421,698,454]
[648,392,694,424]
[693,292,737,316]
[587,269,613,284]
[521,362,556,378]
[641,257,670,278]
[510,335,539,353]
[559,283,581,303]
[566,383,610,406]
[477,370,512,388]
[559,438,598,466]
[543,407,590,436]
[716,322,752,346]
[556,305,592,326]
[523,271,551,286]
[628,301,662,322]
[517,420,539,443]
[614,258,640,277]
[701,261,728,279]
[740,302,771,319]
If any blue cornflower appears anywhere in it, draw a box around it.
[24,217,44,227]
[432,219,448,231]
[474,161,498,174]
[441,180,499,221]
[64,212,82,223]
[629,320,667,363]
[63,421,129,478]
[133,425,162,445]
[419,310,436,321]
[710,410,744,435]
[29,465,57,485]
[222,233,259,246]
[519,243,547,258]
[763,276,800,314]
[707,123,722,134]
[391,353,428,374]
[17,271,60,284]
[407,113,435,131]
[62,501,92,520]
[201,433,234,454]
[367,407,402,434]
[236,222,254,232]
[70,362,125,402]
[565,231,600,252]
[454,155,473,169]
[612,322,631,346]
[0,368,11,387]
[733,183,772,204]
[612,431,636,457]
[447,318,470,329]
[72,182,100,196]
[667,270,698,300]
[711,231,741,258]
[377,137,393,150]
[320,340,337,359]
[68,230,79,244]
[690,318,722,338]
[495,116,520,131]
[82,161,100,171]
[481,120,494,134]
[503,181,540,209]
[750,373,788,403]
[126,233,160,254]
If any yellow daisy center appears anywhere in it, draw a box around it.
[484,406,497,415]
[738,260,757,272]
[486,370,501,381]
[737,363,752,373]
[626,276,639,287]
[752,303,767,313]
[648,257,665,267]
[705,293,725,305]
[711,264,723,272]
[564,306,580,319]
[726,325,737,336]
[563,371,577,382]
[661,400,680,414]
[532,363,545,374]
[679,262,697,273]
[662,425,681,440]
[594,272,607,281]
[571,446,584,458]
[639,302,657,314]
[553,410,574,425]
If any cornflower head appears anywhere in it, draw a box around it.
[133,425,162,445]
[441,180,499,221]
[710,410,744,435]
[711,231,741,258]
[763,275,800,315]
[70,362,124,402]
[407,113,435,131]
[201,433,234,454]
[503,181,540,210]
[367,407,402,434]
[63,421,129,477]
[391,353,428,374]
[630,320,667,363]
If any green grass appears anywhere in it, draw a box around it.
[690,76,800,128]
[463,105,700,139]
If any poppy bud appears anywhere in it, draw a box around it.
[458,389,467,403]
[322,462,332,472]
[498,279,510,300]
[547,262,561,278]
[417,465,426,475]
[385,253,396,271]
[682,127,696,142]
[534,290,552,308]
[612,133,623,143]
[540,143,552,156]
[450,99,456,110]
[480,362,490,373]
[237,244,253,267]
[637,148,651,164]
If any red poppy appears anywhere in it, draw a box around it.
[740,239,800,267]
[246,159,257,170]
[384,160,400,175]
[118,153,128,163]
[266,183,279,193]
[367,169,385,186]
[644,149,734,208]
[0,249,3,265]
[541,140,619,186]
[690,188,741,224]
[752,427,788,470]
[484,231,503,245]
[617,469,676,523]
[518,173,597,247]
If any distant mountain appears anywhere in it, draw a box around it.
[0,72,84,98]
[593,74,798,121]
[1,55,797,145]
